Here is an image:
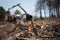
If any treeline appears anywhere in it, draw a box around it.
[35,0,60,18]
[0,6,5,19]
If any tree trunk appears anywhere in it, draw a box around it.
[57,3,59,17]
[43,5,46,18]
[49,7,51,18]
[49,8,51,17]
[40,8,42,19]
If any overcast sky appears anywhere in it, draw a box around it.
[0,0,38,16]
[0,0,49,17]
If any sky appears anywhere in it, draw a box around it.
[0,0,49,18]
[0,0,38,16]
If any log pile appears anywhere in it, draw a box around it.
[0,20,60,40]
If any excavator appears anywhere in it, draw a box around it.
[7,3,34,32]
[8,3,32,21]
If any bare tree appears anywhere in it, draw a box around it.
[35,0,43,19]
[35,0,60,18]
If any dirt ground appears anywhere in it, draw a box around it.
[0,18,60,40]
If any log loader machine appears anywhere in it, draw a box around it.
[8,3,33,32]
[8,3,32,21]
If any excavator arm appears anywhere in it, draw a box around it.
[8,3,27,14]
[8,3,32,21]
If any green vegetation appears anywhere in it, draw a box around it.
[14,10,22,17]
[14,10,21,15]
[0,6,5,19]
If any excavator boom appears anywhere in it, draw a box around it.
[8,3,32,21]
[8,3,27,14]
